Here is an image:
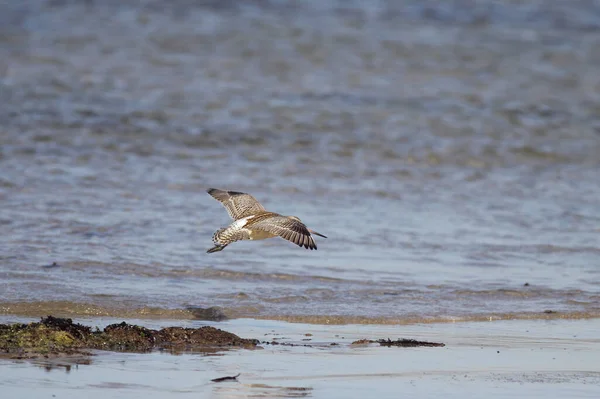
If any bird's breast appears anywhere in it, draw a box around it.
[248,229,276,240]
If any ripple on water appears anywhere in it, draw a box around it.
[0,0,599,324]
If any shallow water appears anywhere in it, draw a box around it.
[1,0,600,323]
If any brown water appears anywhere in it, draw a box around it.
[1,0,600,323]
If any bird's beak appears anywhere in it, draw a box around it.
[309,229,327,238]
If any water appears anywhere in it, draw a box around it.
[1,0,599,323]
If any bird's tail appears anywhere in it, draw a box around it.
[308,228,327,238]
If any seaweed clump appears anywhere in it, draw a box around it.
[377,338,445,347]
[0,316,259,359]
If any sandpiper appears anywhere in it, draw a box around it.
[206,188,327,253]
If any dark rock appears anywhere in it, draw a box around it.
[186,306,228,321]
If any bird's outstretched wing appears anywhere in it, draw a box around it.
[251,216,318,250]
[207,188,267,220]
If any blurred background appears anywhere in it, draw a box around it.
[1,0,599,323]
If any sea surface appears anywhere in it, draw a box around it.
[1,0,599,324]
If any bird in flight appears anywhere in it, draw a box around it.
[206,188,327,253]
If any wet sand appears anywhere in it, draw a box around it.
[1,317,599,398]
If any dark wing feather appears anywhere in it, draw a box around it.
[207,188,267,220]
[251,216,318,250]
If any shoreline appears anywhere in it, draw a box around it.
[2,302,599,326]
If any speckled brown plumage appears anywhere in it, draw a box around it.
[206,188,326,253]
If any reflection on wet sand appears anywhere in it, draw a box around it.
[216,384,313,398]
